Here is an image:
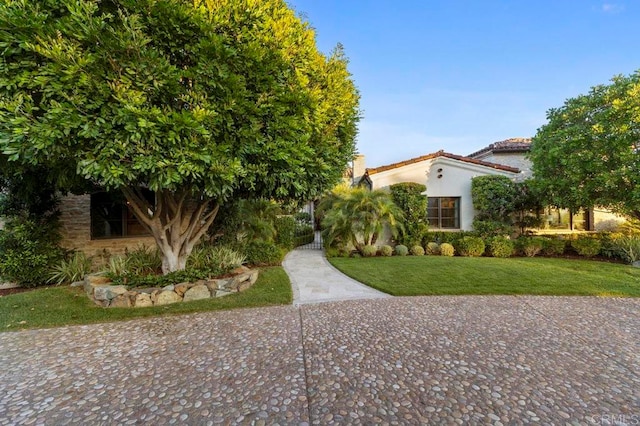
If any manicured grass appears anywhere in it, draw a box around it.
[329,256,640,297]
[0,267,292,332]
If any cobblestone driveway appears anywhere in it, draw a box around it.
[1,296,638,425]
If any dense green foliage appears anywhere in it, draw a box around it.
[571,237,602,257]
[379,245,393,257]
[456,236,486,257]
[394,245,408,256]
[1,267,292,331]
[530,71,640,219]
[0,218,65,287]
[488,237,514,258]
[0,0,359,272]
[410,245,425,256]
[439,243,455,257]
[362,244,377,257]
[425,242,440,255]
[274,216,296,249]
[329,257,640,297]
[321,187,403,252]
[389,183,428,246]
[542,238,566,256]
[516,237,545,257]
[48,251,92,285]
[243,240,284,266]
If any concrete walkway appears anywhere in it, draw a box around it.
[282,249,390,305]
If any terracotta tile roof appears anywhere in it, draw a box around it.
[364,150,520,176]
[468,137,532,158]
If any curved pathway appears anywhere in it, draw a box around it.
[282,249,390,305]
[0,297,638,425]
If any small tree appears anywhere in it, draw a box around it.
[389,183,428,246]
[471,175,516,236]
[530,71,640,219]
[0,0,360,273]
[322,187,403,251]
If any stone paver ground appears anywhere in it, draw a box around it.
[1,296,638,425]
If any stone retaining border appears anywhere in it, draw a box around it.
[82,266,259,308]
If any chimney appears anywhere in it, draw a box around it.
[352,154,366,186]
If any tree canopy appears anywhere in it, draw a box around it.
[0,0,360,272]
[530,71,640,219]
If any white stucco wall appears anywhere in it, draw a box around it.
[368,159,434,190]
[426,157,519,231]
[368,156,519,232]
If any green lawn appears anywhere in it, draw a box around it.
[0,267,292,332]
[329,256,640,297]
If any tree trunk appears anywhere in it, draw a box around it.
[121,187,219,274]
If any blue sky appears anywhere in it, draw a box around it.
[286,0,639,167]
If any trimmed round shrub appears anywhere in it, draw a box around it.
[517,237,545,257]
[244,241,284,266]
[379,245,393,257]
[362,244,377,257]
[440,243,455,257]
[425,242,440,255]
[571,237,602,257]
[542,238,566,256]
[410,245,425,256]
[489,237,514,258]
[457,236,486,257]
[394,244,409,256]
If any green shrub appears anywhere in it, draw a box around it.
[188,244,246,274]
[517,237,545,257]
[109,268,215,289]
[244,240,284,266]
[425,242,440,255]
[125,245,162,276]
[439,243,455,257]
[571,237,602,257]
[362,244,377,257]
[0,218,64,287]
[410,245,425,256]
[108,256,129,276]
[379,245,393,257]
[274,216,296,249]
[457,236,486,257]
[489,237,514,258]
[325,248,340,258]
[604,234,640,263]
[472,219,512,238]
[389,183,428,246]
[394,244,409,256]
[542,238,566,256]
[48,251,92,285]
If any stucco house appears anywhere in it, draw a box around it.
[356,137,625,232]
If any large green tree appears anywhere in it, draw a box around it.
[530,71,640,219]
[0,0,360,272]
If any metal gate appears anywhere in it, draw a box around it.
[294,201,323,250]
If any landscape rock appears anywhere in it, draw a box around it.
[215,290,234,298]
[70,281,84,288]
[162,284,175,292]
[84,274,111,295]
[134,293,153,308]
[93,285,127,302]
[174,283,191,297]
[154,290,182,306]
[110,294,131,308]
[137,287,161,294]
[183,284,211,302]
[232,265,251,275]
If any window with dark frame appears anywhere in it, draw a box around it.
[427,197,460,229]
[90,190,153,239]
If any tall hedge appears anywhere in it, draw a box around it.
[389,183,428,246]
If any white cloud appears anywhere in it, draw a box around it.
[602,3,624,13]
